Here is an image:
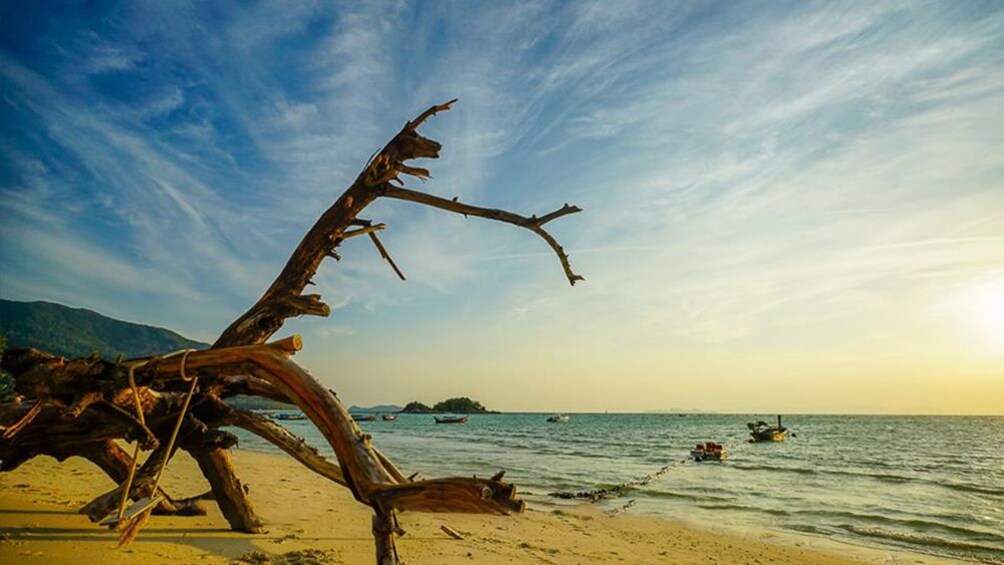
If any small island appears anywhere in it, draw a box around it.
[400,396,497,414]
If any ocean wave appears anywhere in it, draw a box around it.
[784,523,829,535]
[728,463,1004,497]
[838,524,1004,562]
[730,463,911,483]
[695,503,789,516]
[644,490,733,503]
[730,463,817,476]
[808,512,1004,543]
[941,482,1004,498]
[784,518,1004,562]
[666,498,1001,544]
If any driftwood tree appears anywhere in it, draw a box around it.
[0,101,581,563]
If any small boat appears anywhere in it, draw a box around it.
[434,415,468,424]
[274,412,307,421]
[382,414,397,421]
[747,415,788,443]
[691,441,727,462]
[353,414,377,422]
[547,414,570,423]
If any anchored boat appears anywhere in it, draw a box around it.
[747,415,788,442]
[434,414,468,424]
[691,441,727,462]
[547,414,570,423]
[382,414,398,421]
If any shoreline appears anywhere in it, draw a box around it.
[0,448,957,564]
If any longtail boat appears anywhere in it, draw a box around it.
[747,415,788,442]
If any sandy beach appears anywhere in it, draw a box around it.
[0,448,957,565]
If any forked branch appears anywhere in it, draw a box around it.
[214,100,459,348]
[382,186,584,285]
[206,398,347,487]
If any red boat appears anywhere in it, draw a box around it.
[691,441,727,462]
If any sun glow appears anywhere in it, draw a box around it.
[960,278,1004,353]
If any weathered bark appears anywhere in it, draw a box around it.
[190,447,263,533]
[0,394,185,472]
[7,339,526,513]
[373,509,403,565]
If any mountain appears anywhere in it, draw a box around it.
[0,299,209,359]
[401,397,497,414]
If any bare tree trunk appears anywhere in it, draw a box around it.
[373,508,402,565]
[189,447,262,533]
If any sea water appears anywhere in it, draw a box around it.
[233,414,1004,563]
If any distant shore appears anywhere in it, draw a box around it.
[0,448,908,565]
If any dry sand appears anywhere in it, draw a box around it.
[0,449,948,564]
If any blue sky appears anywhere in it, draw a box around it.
[1,1,1002,413]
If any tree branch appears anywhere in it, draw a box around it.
[408,98,458,130]
[368,232,406,281]
[372,476,524,515]
[146,337,524,516]
[342,224,386,239]
[381,186,584,285]
[214,101,458,348]
[1,399,44,439]
[206,398,346,486]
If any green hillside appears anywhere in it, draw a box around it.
[0,299,209,359]
[401,397,495,413]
